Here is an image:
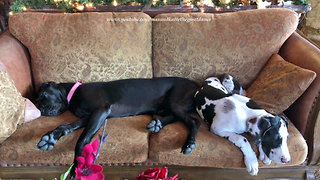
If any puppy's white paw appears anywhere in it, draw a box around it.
[260,155,271,165]
[259,147,271,165]
[262,158,271,165]
[244,155,259,176]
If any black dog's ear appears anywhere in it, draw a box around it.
[39,81,56,92]
[57,86,68,104]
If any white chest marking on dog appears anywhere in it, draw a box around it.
[198,97,215,119]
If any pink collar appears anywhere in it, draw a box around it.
[67,81,82,104]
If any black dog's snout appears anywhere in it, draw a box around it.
[40,108,46,115]
[40,106,59,116]
[38,92,50,104]
[40,92,48,99]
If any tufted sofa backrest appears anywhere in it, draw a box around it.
[152,8,298,88]
[9,12,153,89]
[9,9,298,90]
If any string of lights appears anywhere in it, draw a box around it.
[9,0,309,13]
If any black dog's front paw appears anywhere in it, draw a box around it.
[181,141,196,154]
[37,132,58,150]
[146,119,163,133]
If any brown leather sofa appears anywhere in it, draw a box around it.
[0,8,320,179]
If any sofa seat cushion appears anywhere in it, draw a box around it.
[149,120,307,168]
[152,9,298,88]
[0,111,151,166]
[9,12,152,89]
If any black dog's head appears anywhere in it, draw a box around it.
[249,115,291,164]
[217,74,245,95]
[37,81,68,116]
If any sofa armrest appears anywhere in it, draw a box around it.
[279,31,320,165]
[310,112,320,165]
[0,30,34,99]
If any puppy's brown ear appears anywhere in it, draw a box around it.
[248,117,257,125]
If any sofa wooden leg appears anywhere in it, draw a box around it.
[306,168,320,180]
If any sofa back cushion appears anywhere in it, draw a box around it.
[9,12,152,89]
[152,8,298,88]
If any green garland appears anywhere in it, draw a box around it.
[11,0,151,13]
[10,0,309,13]
[212,0,238,7]
[285,0,309,5]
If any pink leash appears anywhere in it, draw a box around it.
[67,81,82,104]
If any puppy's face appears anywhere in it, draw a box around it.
[217,74,245,95]
[37,82,68,116]
[258,115,291,164]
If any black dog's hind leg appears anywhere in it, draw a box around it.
[170,83,201,154]
[172,104,201,154]
[180,112,201,154]
[37,117,88,151]
[70,107,111,178]
[147,115,177,133]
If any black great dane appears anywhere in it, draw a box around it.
[36,77,201,177]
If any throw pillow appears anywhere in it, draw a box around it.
[25,98,41,123]
[0,65,40,143]
[246,54,316,114]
